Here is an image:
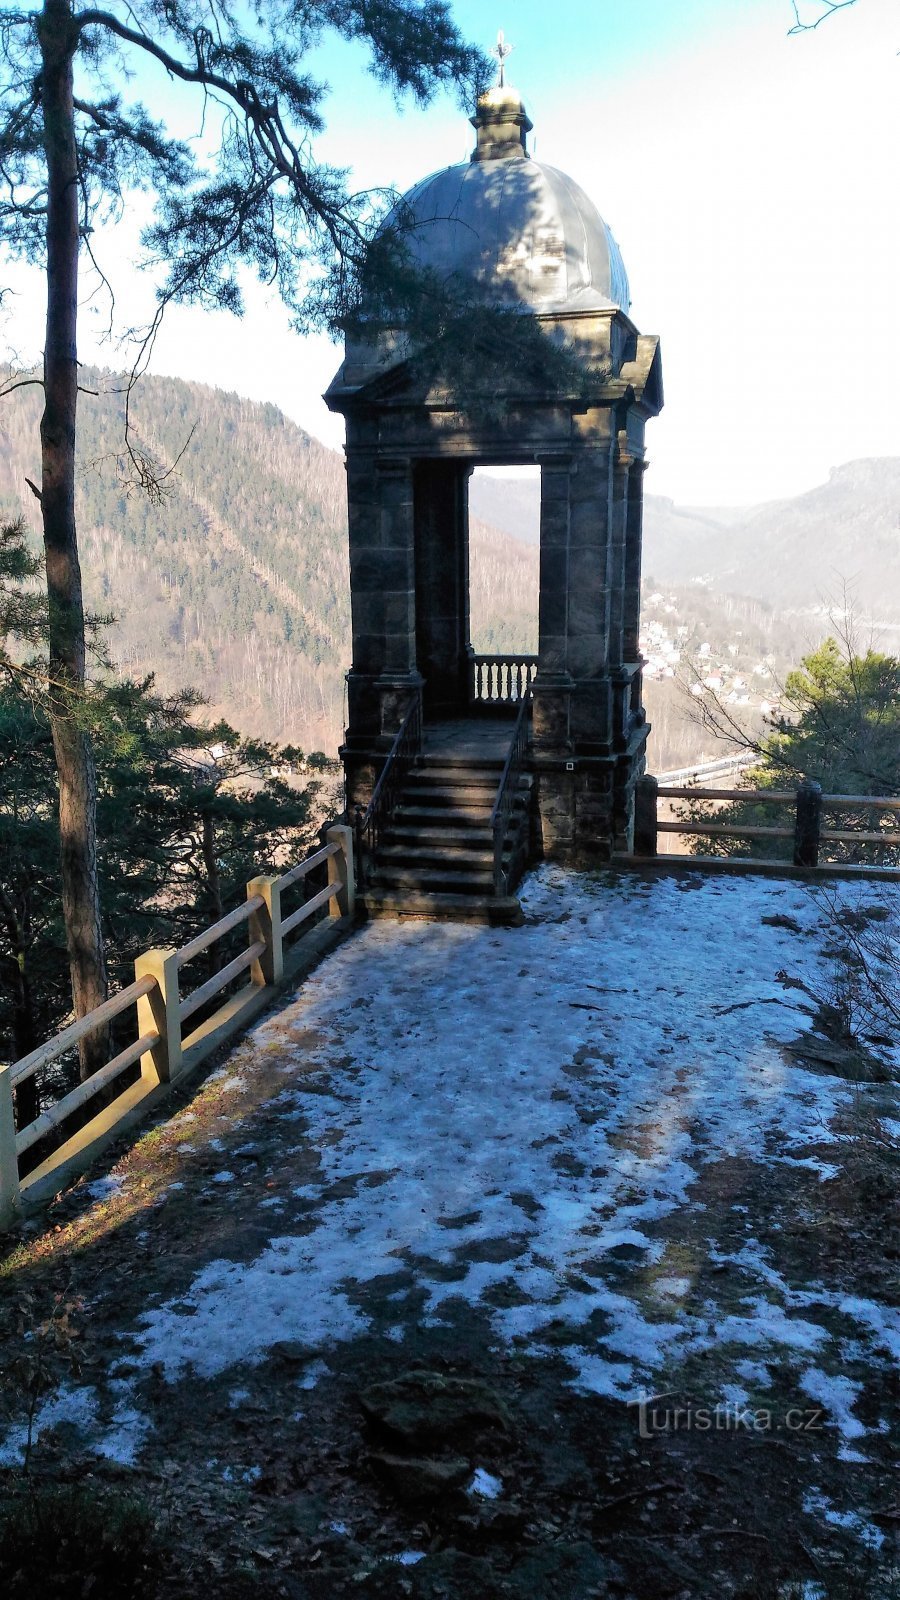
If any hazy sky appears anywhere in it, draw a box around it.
[2,0,898,505]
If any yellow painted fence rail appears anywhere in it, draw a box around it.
[0,824,355,1227]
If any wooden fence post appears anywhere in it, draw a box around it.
[794,780,822,868]
[0,1065,21,1228]
[326,824,356,918]
[134,949,182,1084]
[247,875,283,987]
[633,774,659,858]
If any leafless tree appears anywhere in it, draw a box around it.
[788,0,859,33]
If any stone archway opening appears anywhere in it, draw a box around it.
[468,465,540,662]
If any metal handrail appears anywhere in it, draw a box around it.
[490,692,532,895]
[355,693,423,886]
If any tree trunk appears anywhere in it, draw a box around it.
[200,812,223,978]
[38,0,108,1078]
[200,811,223,924]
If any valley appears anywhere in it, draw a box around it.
[1,369,895,773]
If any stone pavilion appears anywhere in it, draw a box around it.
[326,66,662,906]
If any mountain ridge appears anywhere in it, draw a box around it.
[1,369,896,765]
[470,456,900,618]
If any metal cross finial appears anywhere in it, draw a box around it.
[493,29,513,87]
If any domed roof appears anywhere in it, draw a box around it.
[381,84,630,316]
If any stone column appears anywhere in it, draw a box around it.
[533,457,573,755]
[345,455,420,739]
[608,436,631,750]
[607,435,630,670]
[413,460,470,716]
[343,454,422,815]
[533,437,618,863]
[533,458,574,857]
[566,437,615,751]
[611,454,650,853]
[623,458,647,722]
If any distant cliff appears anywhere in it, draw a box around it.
[470,458,900,618]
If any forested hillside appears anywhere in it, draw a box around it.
[471,459,900,618]
[3,369,892,768]
[1,372,351,749]
[0,370,539,754]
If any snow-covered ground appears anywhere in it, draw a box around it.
[140,872,897,1417]
[4,868,898,1501]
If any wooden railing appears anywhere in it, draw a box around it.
[633,776,900,870]
[355,692,423,887]
[470,653,538,706]
[0,825,355,1226]
[491,692,532,896]
[8,977,161,1166]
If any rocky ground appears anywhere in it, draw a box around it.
[0,868,897,1598]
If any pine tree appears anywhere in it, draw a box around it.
[684,635,900,865]
[0,663,337,1121]
[0,2,487,1073]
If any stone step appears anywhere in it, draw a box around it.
[419,752,507,771]
[384,824,496,848]
[374,864,495,893]
[407,766,501,789]
[399,776,531,807]
[377,843,495,869]
[394,805,496,829]
[397,785,497,809]
[362,889,524,926]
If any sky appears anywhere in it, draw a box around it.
[1,0,898,506]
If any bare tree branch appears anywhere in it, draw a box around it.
[788,0,859,33]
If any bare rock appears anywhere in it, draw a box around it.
[269,1339,320,1366]
[368,1450,471,1504]
[359,1371,511,1448]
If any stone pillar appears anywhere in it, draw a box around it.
[623,458,647,721]
[608,437,631,752]
[533,439,620,865]
[413,460,470,716]
[612,456,650,853]
[345,456,418,725]
[533,457,573,756]
[533,458,573,857]
[343,454,422,813]
[608,435,630,670]
[566,439,615,751]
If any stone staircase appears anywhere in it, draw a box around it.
[361,750,533,924]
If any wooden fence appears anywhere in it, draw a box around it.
[0,825,354,1227]
[633,777,900,870]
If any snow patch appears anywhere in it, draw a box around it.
[799,1369,866,1441]
[802,1488,884,1550]
[0,1384,150,1467]
[84,1174,124,1203]
[468,1467,503,1499]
